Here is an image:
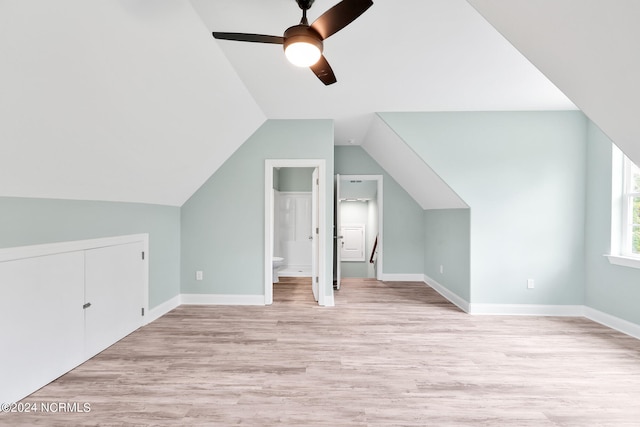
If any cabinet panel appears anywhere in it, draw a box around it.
[0,252,85,404]
[84,242,145,358]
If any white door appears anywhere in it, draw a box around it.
[84,242,145,358]
[340,224,366,261]
[0,252,85,404]
[335,174,342,290]
[311,168,319,301]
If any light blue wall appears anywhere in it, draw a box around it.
[585,122,640,324]
[424,209,471,301]
[334,146,424,275]
[181,119,334,296]
[277,168,313,192]
[0,197,180,308]
[381,111,587,304]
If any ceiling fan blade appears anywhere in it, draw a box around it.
[310,55,337,85]
[212,32,284,44]
[310,0,373,40]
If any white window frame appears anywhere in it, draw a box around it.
[622,156,640,257]
[606,147,640,269]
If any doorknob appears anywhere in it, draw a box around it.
[308,236,313,240]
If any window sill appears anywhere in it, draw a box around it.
[605,254,640,269]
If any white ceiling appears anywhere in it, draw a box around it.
[4,0,637,208]
[0,0,265,206]
[191,0,575,146]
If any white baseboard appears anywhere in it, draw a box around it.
[180,293,265,306]
[382,273,424,282]
[419,277,640,340]
[584,307,640,340]
[146,295,181,324]
[144,282,640,343]
[423,274,470,312]
[468,303,584,316]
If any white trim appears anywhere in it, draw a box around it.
[420,276,640,340]
[338,175,383,280]
[605,254,640,269]
[266,159,328,307]
[146,295,181,324]
[584,306,640,341]
[423,274,470,312]
[382,273,424,282]
[0,233,149,263]
[468,303,584,316]
[181,294,265,306]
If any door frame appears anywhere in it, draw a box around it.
[265,159,327,306]
[336,174,383,283]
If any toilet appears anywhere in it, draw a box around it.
[272,257,285,283]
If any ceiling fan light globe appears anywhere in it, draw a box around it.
[285,42,322,67]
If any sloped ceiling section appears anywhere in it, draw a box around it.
[192,0,575,147]
[467,0,640,165]
[361,114,468,210]
[0,0,265,206]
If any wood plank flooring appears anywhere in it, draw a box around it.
[3,278,640,426]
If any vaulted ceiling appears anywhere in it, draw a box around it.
[1,0,637,207]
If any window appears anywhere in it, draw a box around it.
[607,147,640,269]
[622,155,640,257]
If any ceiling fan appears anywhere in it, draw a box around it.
[212,0,373,86]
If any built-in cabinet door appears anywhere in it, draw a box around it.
[84,242,145,358]
[0,252,85,404]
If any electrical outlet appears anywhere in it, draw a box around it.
[440,265,444,274]
[196,271,203,281]
[527,279,535,289]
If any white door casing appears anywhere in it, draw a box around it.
[336,175,384,281]
[335,174,342,290]
[265,159,328,306]
[312,168,319,301]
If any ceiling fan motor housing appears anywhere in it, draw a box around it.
[283,25,323,54]
[296,0,315,10]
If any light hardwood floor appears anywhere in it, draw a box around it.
[3,278,640,426]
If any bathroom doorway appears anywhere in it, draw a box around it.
[265,159,327,306]
[334,175,383,290]
[274,168,315,278]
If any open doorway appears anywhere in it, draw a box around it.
[265,159,327,306]
[335,175,383,290]
[273,167,315,278]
